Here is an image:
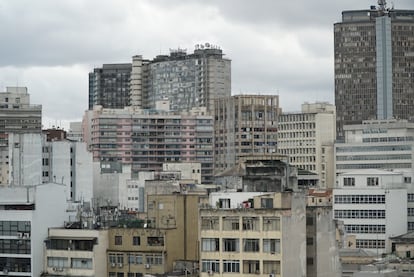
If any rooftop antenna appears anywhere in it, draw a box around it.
[378,0,387,11]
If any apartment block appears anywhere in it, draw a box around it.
[89,44,231,113]
[106,194,201,276]
[86,104,214,183]
[0,87,42,186]
[0,183,68,277]
[334,2,414,138]
[43,228,109,276]
[278,102,336,188]
[333,169,408,255]
[213,95,280,175]
[199,191,308,277]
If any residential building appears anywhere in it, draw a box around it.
[85,104,214,183]
[213,95,280,175]
[0,87,42,186]
[333,169,408,255]
[88,63,132,110]
[334,2,414,138]
[199,191,339,276]
[278,102,336,188]
[41,129,93,202]
[0,183,68,277]
[89,43,231,113]
[43,228,109,276]
[106,194,201,276]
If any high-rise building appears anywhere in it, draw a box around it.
[85,103,214,184]
[278,102,336,188]
[334,1,414,138]
[213,95,280,175]
[88,64,132,110]
[89,44,231,113]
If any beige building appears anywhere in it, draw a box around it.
[106,193,201,276]
[213,95,281,175]
[199,191,307,277]
[278,102,336,188]
[43,228,109,276]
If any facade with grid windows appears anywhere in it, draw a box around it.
[199,191,340,276]
[213,95,280,175]
[334,3,414,138]
[333,169,408,254]
[278,102,336,188]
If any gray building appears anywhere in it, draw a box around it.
[334,1,414,138]
[89,44,231,113]
[88,63,132,110]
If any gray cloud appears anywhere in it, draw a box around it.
[0,0,410,127]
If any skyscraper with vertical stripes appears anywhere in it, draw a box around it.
[334,1,414,138]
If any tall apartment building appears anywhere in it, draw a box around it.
[88,63,132,110]
[89,44,231,113]
[0,183,68,277]
[334,1,414,138]
[213,95,280,175]
[86,104,214,183]
[333,169,407,255]
[278,102,336,188]
[0,87,42,185]
[334,119,414,177]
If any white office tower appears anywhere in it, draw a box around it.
[333,169,407,255]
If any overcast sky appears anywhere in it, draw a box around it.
[0,0,411,129]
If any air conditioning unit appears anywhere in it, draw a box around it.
[118,263,123,268]
[57,268,64,272]
[111,263,116,268]
[145,264,151,269]
[269,274,275,277]
[52,267,57,271]
[207,270,213,275]
[23,232,30,239]
[17,232,23,239]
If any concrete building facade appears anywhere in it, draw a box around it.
[0,183,68,277]
[213,95,280,175]
[278,102,336,188]
[333,169,408,255]
[334,2,414,138]
[86,104,214,183]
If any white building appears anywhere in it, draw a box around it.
[335,119,414,176]
[333,169,408,255]
[278,102,336,188]
[0,183,68,277]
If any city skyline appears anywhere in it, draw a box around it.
[0,0,412,129]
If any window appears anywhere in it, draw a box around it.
[218,198,230,208]
[243,239,259,252]
[344,177,355,186]
[223,260,240,273]
[115,236,122,245]
[146,254,162,265]
[243,260,260,274]
[263,261,280,274]
[405,177,412,183]
[263,217,280,231]
[202,238,219,252]
[201,217,219,230]
[223,238,239,252]
[201,260,219,273]
[307,237,314,245]
[132,236,140,246]
[242,217,259,231]
[261,198,273,208]
[147,236,164,246]
[71,258,92,269]
[48,257,68,268]
[367,177,379,186]
[223,217,239,231]
[307,257,314,265]
[263,239,280,253]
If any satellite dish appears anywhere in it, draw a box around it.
[200,45,204,49]
[205,43,210,48]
